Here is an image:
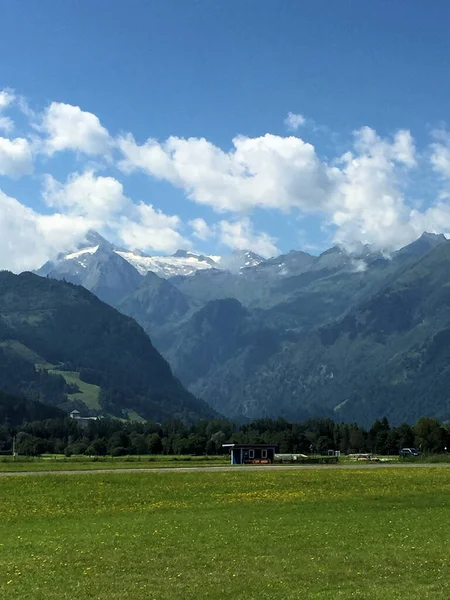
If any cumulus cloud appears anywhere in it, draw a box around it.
[0,176,193,270]
[118,203,191,253]
[188,216,277,256]
[0,188,91,272]
[409,202,450,235]
[0,90,14,111]
[7,89,450,269]
[189,217,213,240]
[0,189,52,271]
[38,102,111,156]
[41,170,190,254]
[328,127,419,249]
[118,132,335,213]
[116,125,423,250]
[392,129,417,168]
[284,112,305,131]
[328,127,450,250]
[218,218,279,257]
[0,137,33,177]
[43,170,128,222]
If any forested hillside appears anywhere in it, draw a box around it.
[119,233,450,425]
[0,390,64,426]
[0,271,216,423]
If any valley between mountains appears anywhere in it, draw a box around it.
[2,229,442,426]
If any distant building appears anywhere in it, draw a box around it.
[222,443,278,465]
[70,410,103,428]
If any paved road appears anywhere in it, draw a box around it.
[1,462,450,476]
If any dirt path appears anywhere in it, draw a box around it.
[1,462,449,476]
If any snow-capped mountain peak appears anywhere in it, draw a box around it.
[64,245,100,266]
[233,249,265,268]
[114,249,219,278]
[213,249,264,273]
[39,231,267,281]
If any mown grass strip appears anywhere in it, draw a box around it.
[0,454,229,472]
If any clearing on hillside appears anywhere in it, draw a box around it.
[49,369,101,410]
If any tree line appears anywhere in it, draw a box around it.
[1,413,449,457]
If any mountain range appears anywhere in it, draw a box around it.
[37,231,265,306]
[30,229,450,425]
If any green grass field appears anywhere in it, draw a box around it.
[0,454,229,472]
[2,467,450,599]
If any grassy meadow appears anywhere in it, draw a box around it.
[2,467,450,599]
[49,369,102,410]
[0,454,229,472]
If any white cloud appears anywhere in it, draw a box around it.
[189,215,277,257]
[38,102,111,156]
[6,88,450,266]
[43,170,128,222]
[118,203,191,253]
[351,126,416,168]
[0,89,15,133]
[0,90,14,112]
[0,188,91,272]
[392,130,416,168]
[0,88,33,176]
[36,213,94,252]
[189,217,213,240]
[284,112,305,131]
[0,189,49,271]
[116,126,423,251]
[350,259,368,273]
[323,127,421,250]
[118,132,335,213]
[118,133,174,179]
[430,129,450,183]
[41,170,190,254]
[0,137,33,177]
[409,202,450,235]
[218,218,279,257]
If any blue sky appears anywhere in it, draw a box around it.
[2,0,450,270]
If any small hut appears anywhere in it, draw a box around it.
[222,443,278,465]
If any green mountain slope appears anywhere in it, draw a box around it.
[0,271,216,422]
[117,234,450,425]
[185,239,450,425]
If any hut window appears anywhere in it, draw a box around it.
[262,449,267,458]
[249,449,255,458]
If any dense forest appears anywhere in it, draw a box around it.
[0,271,215,422]
[1,390,448,457]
